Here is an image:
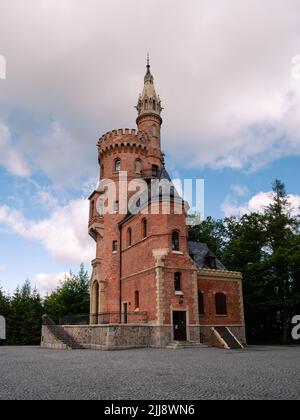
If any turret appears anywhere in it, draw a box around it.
[136,55,163,152]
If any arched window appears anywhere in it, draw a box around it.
[198,292,205,315]
[152,165,158,177]
[172,230,180,251]
[112,240,118,253]
[174,272,182,292]
[215,293,227,316]
[153,100,156,111]
[135,159,142,174]
[127,228,132,247]
[115,159,121,172]
[135,291,140,310]
[101,164,104,178]
[90,200,95,218]
[142,218,147,239]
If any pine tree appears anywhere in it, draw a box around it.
[263,180,300,343]
[44,264,90,323]
[6,280,44,345]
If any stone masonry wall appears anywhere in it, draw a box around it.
[42,324,192,350]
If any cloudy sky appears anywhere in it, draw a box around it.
[1,0,300,293]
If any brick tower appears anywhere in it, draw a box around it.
[88,58,166,321]
[88,60,247,348]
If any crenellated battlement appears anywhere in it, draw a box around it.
[98,128,149,157]
[98,128,138,144]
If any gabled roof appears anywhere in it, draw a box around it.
[188,241,226,270]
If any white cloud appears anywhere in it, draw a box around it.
[0,199,95,263]
[0,119,29,177]
[231,185,249,197]
[34,190,58,210]
[222,191,300,217]
[0,265,6,273]
[0,0,300,181]
[33,271,69,294]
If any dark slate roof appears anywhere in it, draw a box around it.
[159,166,172,182]
[119,166,183,226]
[188,241,226,270]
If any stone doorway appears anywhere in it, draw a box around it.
[173,311,187,341]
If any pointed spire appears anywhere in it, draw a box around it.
[136,56,163,119]
[144,53,153,83]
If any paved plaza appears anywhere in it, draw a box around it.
[0,345,299,400]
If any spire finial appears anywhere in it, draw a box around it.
[147,53,150,68]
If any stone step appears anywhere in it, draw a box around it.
[167,341,207,349]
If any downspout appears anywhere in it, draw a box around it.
[119,224,123,324]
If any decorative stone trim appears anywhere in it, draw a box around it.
[153,249,168,326]
[192,270,199,322]
[89,222,104,242]
[166,266,198,273]
[200,324,245,327]
[121,267,156,282]
[198,268,242,280]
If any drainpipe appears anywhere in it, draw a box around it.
[118,224,123,324]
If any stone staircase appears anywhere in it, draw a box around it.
[42,315,85,350]
[51,325,85,350]
[213,327,244,350]
[167,341,207,350]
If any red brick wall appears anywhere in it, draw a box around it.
[121,270,157,322]
[162,268,198,325]
[197,277,243,325]
[89,127,245,332]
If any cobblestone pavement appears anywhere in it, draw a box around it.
[0,346,299,400]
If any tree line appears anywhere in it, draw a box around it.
[0,264,90,345]
[0,180,299,345]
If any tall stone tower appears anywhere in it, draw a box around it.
[43,60,246,350]
[87,60,246,349]
[88,58,167,322]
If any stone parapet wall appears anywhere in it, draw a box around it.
[41,324,246,350]
[42,324,195,350]
[200,325,246,346]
